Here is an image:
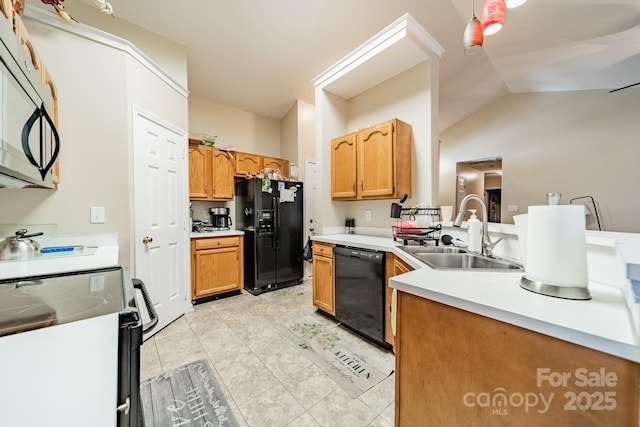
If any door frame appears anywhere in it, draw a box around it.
[131,105,192,318]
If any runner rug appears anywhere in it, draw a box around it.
[140,359,239,427]
[280,316,393,398]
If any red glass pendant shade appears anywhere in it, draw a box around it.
[481,0,506,35]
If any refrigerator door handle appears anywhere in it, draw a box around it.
[272,196,277,249]
[274,196,281,249]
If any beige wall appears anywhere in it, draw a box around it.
[440,90,640,233]
[281,100,316,181]
[317,61,436,231]
[36,1,188,88]
[0,15,189,265]
[188,96,280,156]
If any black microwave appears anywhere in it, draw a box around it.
[0,15,59,189]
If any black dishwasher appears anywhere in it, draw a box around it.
[334,245,387,347]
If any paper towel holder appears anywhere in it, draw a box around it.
[520,276,591,300]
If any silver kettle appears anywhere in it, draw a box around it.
[0,229,44,260]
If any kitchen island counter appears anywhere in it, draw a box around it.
[312,233,639,363]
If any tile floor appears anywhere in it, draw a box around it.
[141,279,396,426]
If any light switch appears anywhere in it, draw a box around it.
[365,209,372,221]
[90,206,106,224]
[507,205,519,212]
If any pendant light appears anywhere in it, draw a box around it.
[506,0,527,8]
[481,0,506,36]
[463,0,483,55]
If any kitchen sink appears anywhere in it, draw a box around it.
[407,252,523,271]
[399,246,467,255]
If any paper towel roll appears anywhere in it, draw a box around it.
[525,205,588,288]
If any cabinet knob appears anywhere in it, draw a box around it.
[142,236,153,245]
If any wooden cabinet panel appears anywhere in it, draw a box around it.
[262,156,289,178]
[188,142,211,199]
[188,143,235,200]
[331,133,357,199]
[396,292,640,426]
[312,242,335,315]
[331,118,412,200]
[195,236,240,250]
[358,122,394,198]
[234,152,262,176]
[192,236,243,300]
[211,148,234,199]
[385,253,413,346]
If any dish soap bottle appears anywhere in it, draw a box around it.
[467,209,482,253]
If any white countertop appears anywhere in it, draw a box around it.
[190,230,244,239]
[0,234,119,280]
[312,233,640,363]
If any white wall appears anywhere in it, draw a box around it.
[315,61,436,232]
[188,96,280,156]
[439,90,640,233]
[0,14,188,266]
[36,1,188,89]
[281,100,316,181]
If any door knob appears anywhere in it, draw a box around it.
[142,236,153,245]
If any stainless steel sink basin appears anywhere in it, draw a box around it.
[400,246,467,255]
[409,252,523,271]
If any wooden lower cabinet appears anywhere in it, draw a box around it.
[312,241,335,315]
[191,236,243,300]
[385,253,413,346]
[395,291,640,426]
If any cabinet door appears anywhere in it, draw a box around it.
[211,148,234,200]
[358,121,394,198]
[385,254,414,346]
[188,144,211,199]
[312,254,335,315]
[193,246,241,298]
[262,157,289,178]
[235,152,262,176]
[331,133,357,199]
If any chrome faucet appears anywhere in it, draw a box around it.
[453,194,502,257]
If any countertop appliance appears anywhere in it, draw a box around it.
[235,177,304,295]
[334,246,387,348]
[0,14,59,188]
[0,266,158,427]
[209,206,232,230]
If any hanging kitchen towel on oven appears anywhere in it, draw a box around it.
[140,358,239,427]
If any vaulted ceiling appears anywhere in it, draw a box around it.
[77,0,640,131]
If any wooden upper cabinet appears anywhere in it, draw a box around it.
[331,133,358,199]
[331,118,412,200]
[359,121,395,198]
[234,152,262,176]
[188,142,235,200]
[188,141,212,199]
[211,148,234,199]
[262,156,289,179]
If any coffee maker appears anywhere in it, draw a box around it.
[209,207,232,230]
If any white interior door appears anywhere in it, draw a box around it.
[133,106,189,338]
[304,159,318,279]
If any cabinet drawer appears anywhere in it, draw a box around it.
[312,242,334,258]
[195,236,240,250]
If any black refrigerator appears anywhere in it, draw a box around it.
[235,177,304,295]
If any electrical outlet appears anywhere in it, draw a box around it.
[507,205,519,212]
[365,209,372,221]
